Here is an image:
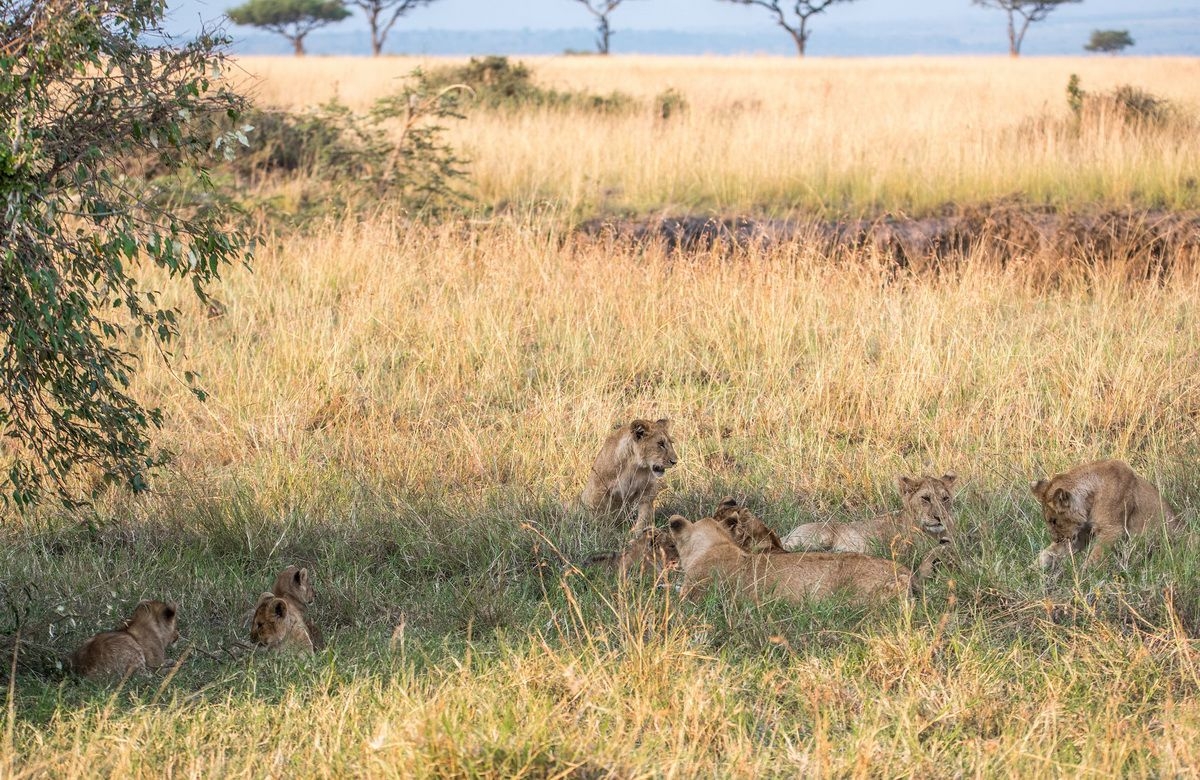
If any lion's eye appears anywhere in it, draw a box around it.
[659,442,666,450]
[922,495,931,503]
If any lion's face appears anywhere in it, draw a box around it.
[631,528,680,569]
[1031,480,1087,543]
[712,497,784,552]
[250,594,293,648]
[629,418,678,478]
[898,474,957,542]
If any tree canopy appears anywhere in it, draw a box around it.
[971,0,1082,57]
[717,0,861,57]
[1085,29,1134,54]
[226,0,350,55]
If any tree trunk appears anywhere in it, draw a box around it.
[293,34,306,57]
[1007,11,1019,57]
[597,16,610,55]
[368,8,382,56]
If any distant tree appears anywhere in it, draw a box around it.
[717,1,861,57]
[1085,29,1134,54]
[971,0,1082,57]
[226,0,350,56]
[350,0,438,56]
[572,0,636,55]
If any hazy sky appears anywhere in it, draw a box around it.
[172,0,1192,31]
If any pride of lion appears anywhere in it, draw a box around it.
[65,417,1184,681]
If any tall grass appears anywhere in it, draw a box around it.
[3,56,1200,776]
[232,56,1200,216]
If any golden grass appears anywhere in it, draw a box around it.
[5,56,1200,777]
[232,55,1200,215]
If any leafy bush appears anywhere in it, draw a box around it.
[655,88,688,120]
[1067,74,1174,128]
[423,55,635,113]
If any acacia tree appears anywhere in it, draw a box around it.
[971,0,1082,57]
[350,0,437,56]
[717,0,860,57]
[0,0,250,509]
[1085,29,1134,54]
[226,0,350,56]
[571,0,635,55]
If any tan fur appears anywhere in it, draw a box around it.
[269,565,324,651]
[1031,459,1178,569]
[70,600,179,679]
[581,528,679,578]
[581,418,678,534]
[782,473,958,556]
[250,593,314,654]
[668,515,912,605]
[712,497,784,553]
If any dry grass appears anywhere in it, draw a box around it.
[4,55,1200,777]
[232,55,1200,215]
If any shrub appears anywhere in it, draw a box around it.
[423,55,635,114]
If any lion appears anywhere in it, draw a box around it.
[781,473,958,557]
[581,527,680,578]
[1031,459,1178,569]
[250,593,314,654]
[668,515,912,605]
[269,565,324,651]
[711,497,784,553]
[581,418,678,534]
[69,600,179,679]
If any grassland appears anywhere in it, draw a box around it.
[3,56,1200,777]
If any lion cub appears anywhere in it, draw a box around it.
[781,473,958,556]
[250,593,314,654]
[712,497,784,553]
[1031,459,1177,569]
[582,418,678,534]
[582,527,679,578]
[668,515,912,605]
[266,565,323,651]
[70,600,179,679]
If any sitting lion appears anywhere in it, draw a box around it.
[581,418,678,534]
[668,515,912,605]
[781,473,958,557]
[69,600,179,679]
[711,497,784,553]
[250,593,314,654]
[270,565,324,651]
[1031,459,1178,569]
[580,527,679,578]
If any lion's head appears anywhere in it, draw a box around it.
[272,565,315,606]
[712,497,784,552]
[250,593,297,649]
[1030,479,1089,544]
[898,473,957,543]
[628,418,678,478]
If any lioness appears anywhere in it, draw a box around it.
[781,473,958,556]
[70,600,179,679]
[712,497,784,553]
[250,593,314,654]
[582,418,678,534]
[1031,459,1177,569]
[270,565,324,651]
[581,527,679,578]
[668,515,912,605]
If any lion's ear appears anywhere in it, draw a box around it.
[295,568,308,588]
[273,600,288,619]
[940,473,958,489]
[631,420,650,440]
[897,476,920,497]
[717,496,738,510]
[668,515,689,535]
[161,603,176,622]
[1030,479,1047,499]
[655,418,670,430]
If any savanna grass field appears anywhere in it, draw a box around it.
[5,54,1200,776]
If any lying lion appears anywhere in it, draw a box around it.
[1031,459,1179,569]
[70,600,179,679]
[580,527,679,578]
[582,418,678,534]
[668,514,912,605]
[711,496,785,553]
[782,473,958,557]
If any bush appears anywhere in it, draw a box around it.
[655,88,688,121]
[423,56,635,114]
[1067,74,1174,128]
